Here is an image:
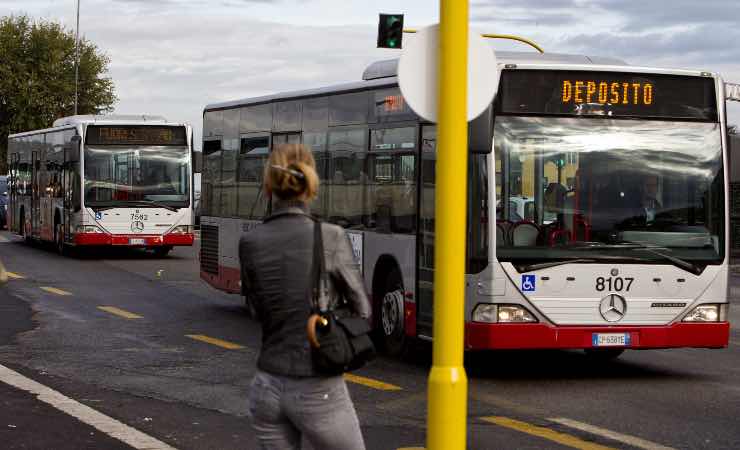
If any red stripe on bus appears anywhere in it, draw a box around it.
[74,233,194,247]
[465,322,730,350]
[404,300,416,337]
[201,266,241,294]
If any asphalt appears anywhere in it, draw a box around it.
[0,231,739,449]
[0,280,135,449]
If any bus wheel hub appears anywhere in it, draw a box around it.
[382,290,404,336]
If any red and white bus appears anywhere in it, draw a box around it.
[200,52,733,358]
[6,115,195,255]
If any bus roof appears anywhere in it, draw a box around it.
[9,114,185,139]
[52,114,169,127]
[204,51,629,112]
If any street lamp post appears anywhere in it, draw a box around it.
[74,0,80,116]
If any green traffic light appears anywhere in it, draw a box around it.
[377,13,404,49]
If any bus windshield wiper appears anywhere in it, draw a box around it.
[568,241,669,250]
[516,258,602,273]
[127,200,178,212]
[515,254,650,273]
[618,240,702,275]
[90,200,178,212]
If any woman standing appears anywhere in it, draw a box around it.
[239,143,370,450]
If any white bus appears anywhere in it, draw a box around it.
[7,115,195,256]
[200,52,732,358]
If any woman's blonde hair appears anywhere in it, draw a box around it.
[264,143,319,201]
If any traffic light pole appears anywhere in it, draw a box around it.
[426,0,469,449]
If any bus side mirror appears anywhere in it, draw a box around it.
[193,151,203,174]
[469,105,493,154]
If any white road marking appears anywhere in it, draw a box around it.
[0,363,176,450]
[549,417,677,450]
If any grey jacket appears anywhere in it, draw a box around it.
[239,201,371,377]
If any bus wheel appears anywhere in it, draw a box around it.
[153,246,172,257]
[380,269,407,356]
[584,348,625,360]
[55,223,66,256]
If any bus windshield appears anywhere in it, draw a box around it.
[494,116,724,266]
[84,145,190,208]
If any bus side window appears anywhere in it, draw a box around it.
[367,127,417,234]
[327,128,366,229]
[237,136,270,220]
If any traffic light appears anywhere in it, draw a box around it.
[377,13,404,49]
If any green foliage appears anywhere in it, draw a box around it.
[0,15,117,173]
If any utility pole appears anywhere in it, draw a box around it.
[74,0,80,115]
[426,0,469,449]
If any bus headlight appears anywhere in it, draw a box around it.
[75,225,103,234]
[472,304,538,323]
[473,304,497,323]
[169,225,193,234]
[497,305,538,323]
[682,304,726,322]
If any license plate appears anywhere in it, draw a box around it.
[129,238,146,245]
[592,333,631,347]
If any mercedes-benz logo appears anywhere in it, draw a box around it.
[599,294,627,322]
[131,221,145,233]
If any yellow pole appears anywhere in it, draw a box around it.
[426,0,468,449]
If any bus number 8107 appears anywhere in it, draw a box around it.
[595,277,634,292]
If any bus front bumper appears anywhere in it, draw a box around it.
[465,322,730,350]
[73,233,194,247]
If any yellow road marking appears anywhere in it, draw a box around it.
[6,272,25,279]
[397,447,425,450]
[185,334,244,350]
[97,306,143,320]
[40,287,72,296]
[482,416,617,450]
[343,373,402,391]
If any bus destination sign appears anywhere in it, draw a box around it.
[86,125,188,146]
[497,70,717,121]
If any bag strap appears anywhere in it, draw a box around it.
[312,220,330,313]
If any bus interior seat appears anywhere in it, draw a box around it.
[496,220,513,246]
[511,221,539,247]
[549,229,572,246]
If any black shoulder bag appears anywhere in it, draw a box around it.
[306,220,375,375]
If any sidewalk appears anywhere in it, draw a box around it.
[0,381,134,450]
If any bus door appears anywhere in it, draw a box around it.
[31,151,40,237]
[9,153,19,231]
[63,139,80,239]
[416,125,437,338]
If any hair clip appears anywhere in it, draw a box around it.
[271,164,305,180]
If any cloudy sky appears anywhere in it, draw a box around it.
[4,0,740,149]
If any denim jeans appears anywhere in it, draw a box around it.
[248,369,366,450]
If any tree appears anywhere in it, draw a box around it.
[0,15,116,173]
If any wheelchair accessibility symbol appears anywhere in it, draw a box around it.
[521,275,536,292]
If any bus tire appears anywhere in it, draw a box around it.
[583,348,625,360]
[153,246,172,257]
[379,268,407,357]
